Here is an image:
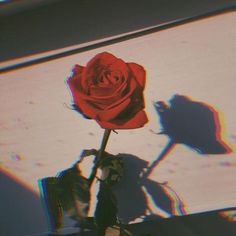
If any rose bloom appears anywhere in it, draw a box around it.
[67,52,148,129]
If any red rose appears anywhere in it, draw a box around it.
[67,52,148,129]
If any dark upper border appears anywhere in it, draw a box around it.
[0,4,235,74]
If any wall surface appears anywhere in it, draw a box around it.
[0,2,236,236]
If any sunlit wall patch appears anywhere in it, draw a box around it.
[214,109,235,153]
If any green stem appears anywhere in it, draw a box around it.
[88,129,111,186]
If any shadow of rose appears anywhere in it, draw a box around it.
[145,94,234,174]
[112,153,187,224]
[155,94,233,154]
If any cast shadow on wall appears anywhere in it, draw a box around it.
[0,169,48,236]
[38,152,187,231]
[145,94,233,176]
[113,153,187,224]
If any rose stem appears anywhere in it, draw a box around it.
[88,128,111,186]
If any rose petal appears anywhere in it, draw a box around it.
[73,73,142,122]
[81,52,117,90]
[97,110,148,129]
[66,52,148,129]
[71,64,83,75]
[82,52,129,92]
[127,63,146,89]
[97,98,131,121]
[67,65,84,105]
[95,78,138,121]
